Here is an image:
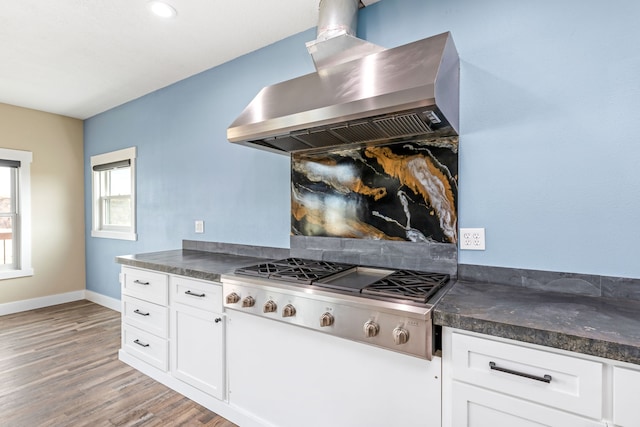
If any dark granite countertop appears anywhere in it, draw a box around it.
[434,280,640,365]
[116,249,272,282]
[116,247,640,365]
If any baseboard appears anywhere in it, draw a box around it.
[85,290,121,312]
[0,290,85,316]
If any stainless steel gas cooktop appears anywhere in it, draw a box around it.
[222,257,450,359]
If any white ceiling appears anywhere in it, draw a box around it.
[0,0,331,119]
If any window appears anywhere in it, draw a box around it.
[91,147,136,240]
[0,148,33,280]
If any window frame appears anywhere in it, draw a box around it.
[90,147,137,241]
[0,148,33,280]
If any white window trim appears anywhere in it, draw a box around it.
[91,147,137,241]
[0,148,33,280]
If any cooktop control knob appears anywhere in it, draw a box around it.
[263,300,277,313]
[226,292,240,304]
[393,327,409,345]
[242,296,255,308]
[282,304,296,317]
[363,320,379,338]
[320,312,334,327]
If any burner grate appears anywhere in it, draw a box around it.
[361,270,449,303]
[235,258,354,284]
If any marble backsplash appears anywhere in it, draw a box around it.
[291,137,458,245]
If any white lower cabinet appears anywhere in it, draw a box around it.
[613,366,640,427]
[452,381,604,427]
[443,327,611,427]
[120,267,169,371]
[119,267,226,403]
[170,276,225,400]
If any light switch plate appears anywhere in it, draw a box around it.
[460,228,485,250]
[195,220,204,233]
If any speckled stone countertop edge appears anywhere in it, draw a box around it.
[115,249,275,283]
[116,256,224,282]
[433,281,640,366]
[434,310,640,365]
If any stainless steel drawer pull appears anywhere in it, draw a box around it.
[133,309,150,316]
[489,361,552,383]
[133,280,150,285]
[185,290,206,298]
[133,339,150,348]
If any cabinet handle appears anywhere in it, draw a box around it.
[489,361,552,383]
[185,290,206,298]
[133,309,150,316]
[134,339,150,348]
[214,317,222,323]
[133,279,150,285]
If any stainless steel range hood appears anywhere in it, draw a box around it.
[227,30,459,155]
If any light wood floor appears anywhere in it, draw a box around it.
[0,300,238,427]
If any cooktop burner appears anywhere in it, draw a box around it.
[361,270,449,303]
[235,258,354,285]
[235,258,449,304]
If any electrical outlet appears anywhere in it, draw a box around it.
[460,227,485,250]
[195,220,204,233]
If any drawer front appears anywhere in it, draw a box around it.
[171,275,222,312]
[451,332,603,419]
[451,382,605,427]
[122,324,168,371]
[122,295,168,338]
[122,267,168,305]
[613,366,640,427]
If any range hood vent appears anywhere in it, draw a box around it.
[227,29,459,155]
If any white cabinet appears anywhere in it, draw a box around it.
[443,327,608,427]
[170,276,226,401]
[119,267,226,403]
[613,366,640,427]
[452,382,604,427]
[121,266,169,371]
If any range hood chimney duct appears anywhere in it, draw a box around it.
[227,1,460,155]
[306,0,384,70]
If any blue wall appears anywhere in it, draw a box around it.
[85,0,640,299]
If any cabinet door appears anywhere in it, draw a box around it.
[452,382,605,427]
[171,303,225,400]
[613,366,640,427]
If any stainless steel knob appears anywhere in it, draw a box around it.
[393,327,409,345]
[226,292,240,304]
[242,296,255,308]
[282,304,296,317]
[320,312,334,327]
[363,321,379,338]
[263,300,277,313]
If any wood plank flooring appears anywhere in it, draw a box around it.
[0,300,238,427]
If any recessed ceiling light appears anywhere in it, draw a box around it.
[148,1,177,18]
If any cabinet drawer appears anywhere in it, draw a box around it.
[121,267,168,306]
[122,324,168,371]
[451,332,603,419]
[170,275,222,312]
[122,295,168,338]
[451,381,605,427]
[613,366,640,427]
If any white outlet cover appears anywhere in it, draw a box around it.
[460,227,485,250]
[195,220,204,233]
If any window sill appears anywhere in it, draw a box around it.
[91,230,137,241]
[0,268,34,280]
